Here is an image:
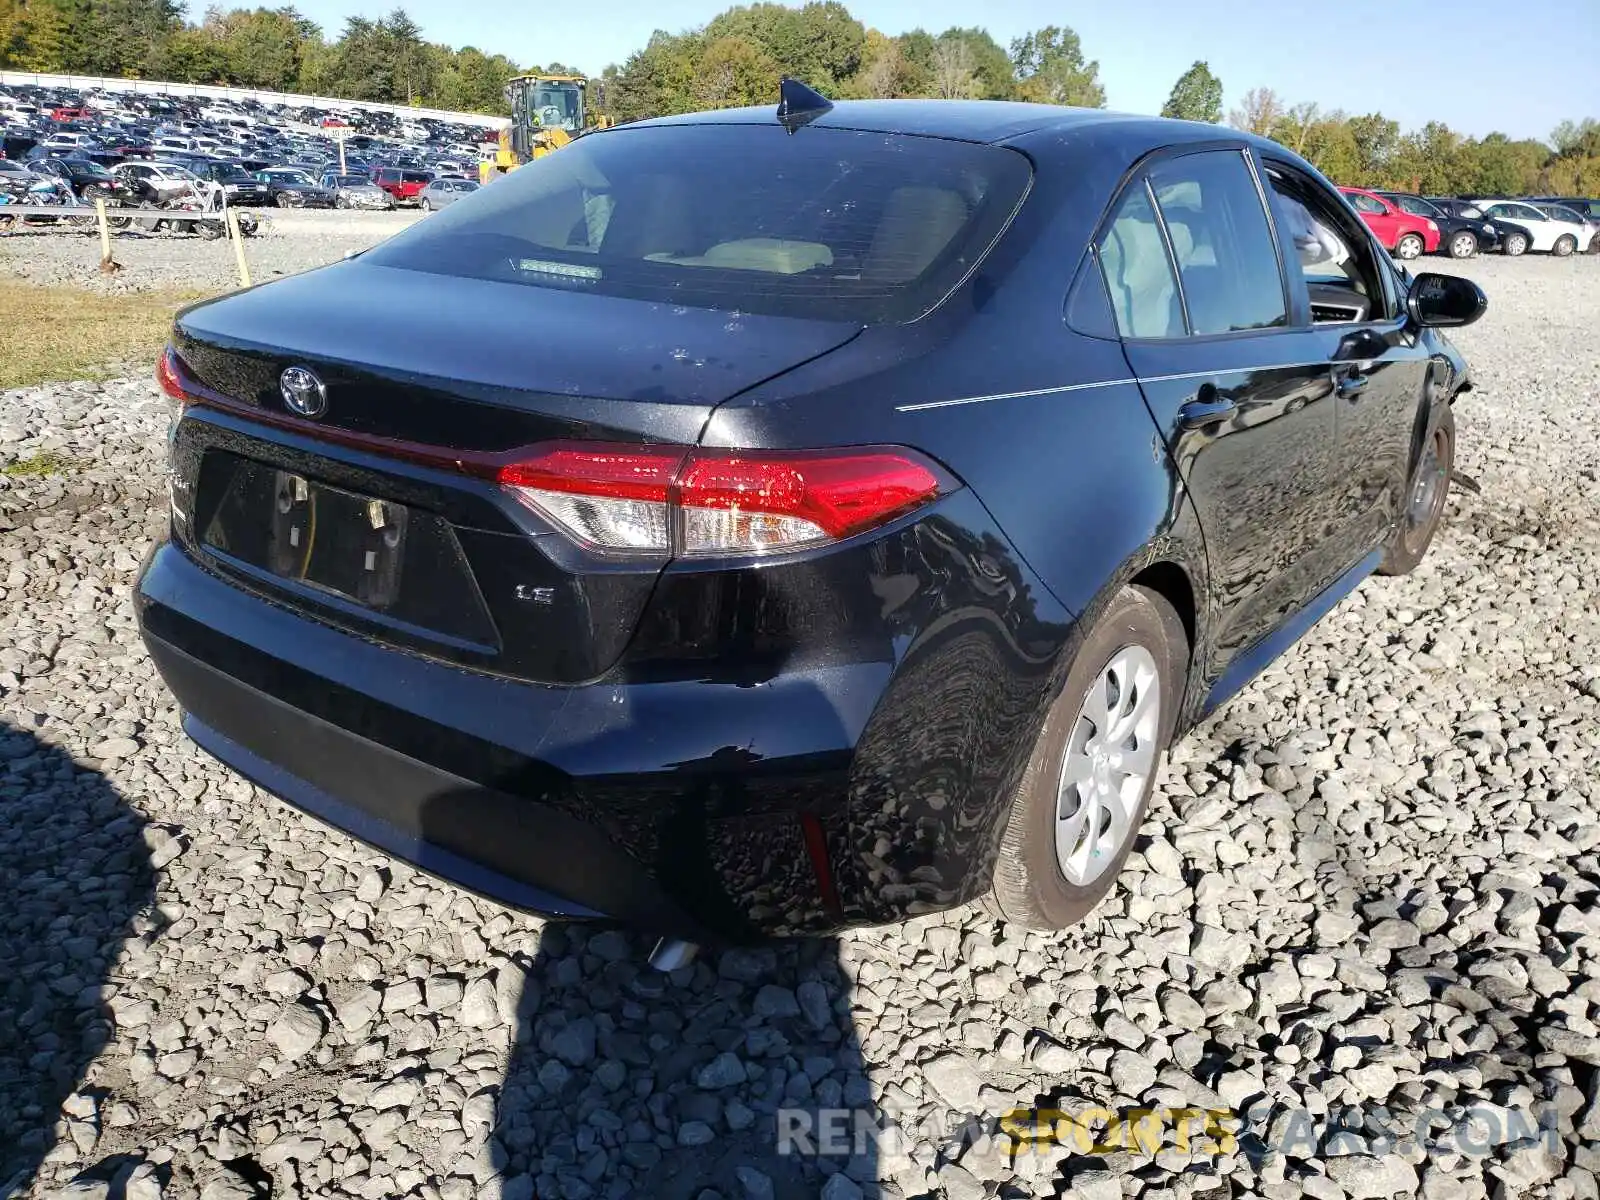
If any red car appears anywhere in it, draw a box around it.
[1339,186,1440,260]
[370,166,434,205]
[48,106,91,123]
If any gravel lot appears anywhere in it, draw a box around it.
[1,251,1599,1200]
[0,209,421,294]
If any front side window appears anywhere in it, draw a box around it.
[1148,152,1287,335]
[1264,163,1385,324]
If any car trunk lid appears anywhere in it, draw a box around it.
[167,260,863,684]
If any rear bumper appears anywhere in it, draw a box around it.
[136,538,891,939]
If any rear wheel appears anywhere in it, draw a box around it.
[1448,231,1477,259]
[420,198,432,212]
[1553,234,1577,257]
[1504,231,1528,256]
[1395,233,1425,260]
[987,586,1186,930]
[1378,406,1455,576]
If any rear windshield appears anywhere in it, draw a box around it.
[401,171,431,183]
[363,123,1033,323]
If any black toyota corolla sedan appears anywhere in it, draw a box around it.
[137,92,1484,941]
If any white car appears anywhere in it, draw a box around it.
[1478,199,1589,257]
[112,160,201,202]
[1531,203,1600,255]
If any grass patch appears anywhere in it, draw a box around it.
[2,450,76,477]
[0,280,213,390]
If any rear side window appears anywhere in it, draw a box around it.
[1148,152,1286,335]
[364,124,1032,324]
[1097,185,1182,339]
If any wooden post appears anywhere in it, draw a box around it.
[225,207,251,287]
[95,197,117,273]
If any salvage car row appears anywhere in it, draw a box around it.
[0,82,493,216]
[1339,185,1600,259]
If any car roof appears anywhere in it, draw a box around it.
[628,98,1174,145]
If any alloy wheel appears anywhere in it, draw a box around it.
[1450,232,1476,259]
[1506,233,1527,256]
[1396,235,1423,260]
[1055,645,1161,886]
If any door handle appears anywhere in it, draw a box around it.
[1177,395,1237,429]
[1334,369,1369,399]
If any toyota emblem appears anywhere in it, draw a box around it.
[279,366,327,418]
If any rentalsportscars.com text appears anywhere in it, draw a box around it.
[774,1101,1561,1161]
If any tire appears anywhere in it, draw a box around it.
[1395,233,1425,260]
[419,198,431,212]
[335,194,347,209]
[1378,405,1455,576]
[987,585,1187,931]
[1448,231,1477,259]
[274,193,293,208]
[1553,234,1577,257]
[1504,232,1528,257]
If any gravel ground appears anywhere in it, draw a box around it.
[0,210,421,294]
[2,253,1599,1200]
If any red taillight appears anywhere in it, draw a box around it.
[490,443,949,558]
[156,346,192,404]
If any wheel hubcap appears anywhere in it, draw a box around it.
[1055,645,1160,886]
[1404,427,1449,550]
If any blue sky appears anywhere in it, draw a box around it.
[252,0,1600,140]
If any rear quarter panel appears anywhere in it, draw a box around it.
[702,124,1215,912]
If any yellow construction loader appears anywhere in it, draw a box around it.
[480,74,614,184]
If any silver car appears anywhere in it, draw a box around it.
[321,173,394,210]
[417,177,479,212]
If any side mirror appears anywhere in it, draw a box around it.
[1406,272,1486,329]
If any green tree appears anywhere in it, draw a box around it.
[1550,117,1600,159]
[703,1,863,93]
[158,23,229,81]
[210,6,307,89]
[8,0,74,70]
[1300,114,1360,182]
[605,29,701,122]
[1160,60,1222,123]
[1345,112,1400,184]
[693,34,777,109]
[74,0,185,76]
[384,8,430,104]
[1010,24,1103,106]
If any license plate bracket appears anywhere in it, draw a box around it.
[263,469,408,608]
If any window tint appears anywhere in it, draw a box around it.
[364,124,1032,324]
[1345,192,1386,215]
[1149,152,1286,335]
[1097,184,1182,339]
[1264,164,1384,324]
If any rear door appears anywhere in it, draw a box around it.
[1260,157,1430,572]
[1099,146,1344,679]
